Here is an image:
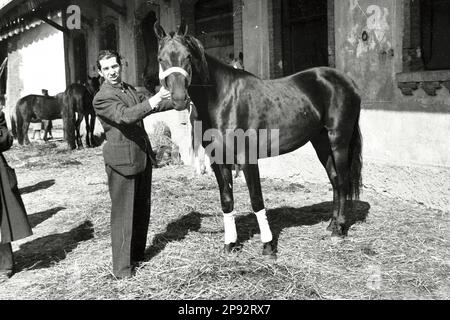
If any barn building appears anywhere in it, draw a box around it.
[0,0,449,170]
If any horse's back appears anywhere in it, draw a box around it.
[282,66,360,115]
[66,83,94,113]
[290,67,360,102]
[17,94,62,120]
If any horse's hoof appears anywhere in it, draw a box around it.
[330,224,348,238]
[223,242,242,254]
[262,241,277,260]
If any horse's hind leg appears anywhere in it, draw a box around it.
[42,120,49,142]
[84,113,91,147]
[241,164,275,257]
[311,129,339,232]
[89,113,96,147]
[328,129,353,236]
[23,121,31,145]
[75,113,83,149]
[211,163,239,253]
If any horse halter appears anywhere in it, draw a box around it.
[158,64,191,88]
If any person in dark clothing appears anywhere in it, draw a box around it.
[93,50,173,279]
[0,111,32,282]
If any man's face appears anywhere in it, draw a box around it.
[98,56,122,85]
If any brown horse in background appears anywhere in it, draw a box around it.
[13,92,66,146]
[64,76,100,149]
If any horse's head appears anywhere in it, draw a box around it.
[154,20,208,111]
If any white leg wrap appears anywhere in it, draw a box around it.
[255,209,273,243]
[223,211,237,244]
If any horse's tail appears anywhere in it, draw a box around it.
[62,92,76,149]
[348,114,363,201]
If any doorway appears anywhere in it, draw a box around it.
[282,0,329,74]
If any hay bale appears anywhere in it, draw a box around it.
[149,121,181,167]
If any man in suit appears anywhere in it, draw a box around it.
[93,50,173,279]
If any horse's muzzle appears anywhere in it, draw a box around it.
[171,97,190,111]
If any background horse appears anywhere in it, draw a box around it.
[14,92,66,146]
[64,76,100,149]
[154,21,362,257]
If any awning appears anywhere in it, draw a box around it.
[0,0,66,41]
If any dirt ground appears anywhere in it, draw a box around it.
[0,136,448,300]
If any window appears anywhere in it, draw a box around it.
[194,0,234,63]
[100,17,119,52]
[420,0,450,70]
[281,0,329,74]
[403,0,450,72]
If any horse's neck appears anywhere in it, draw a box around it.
[206,55,228,80]
[190,56,236,127]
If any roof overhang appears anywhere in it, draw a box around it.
[0,0,67,42]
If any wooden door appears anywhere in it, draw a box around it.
[282,0,328,74]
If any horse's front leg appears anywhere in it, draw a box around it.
[211,163,239,253]
[241,164,276,258]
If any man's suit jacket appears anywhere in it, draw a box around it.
[93,82,172,176]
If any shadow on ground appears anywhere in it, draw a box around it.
[13,220,94,272]
[236,200,371,251]
[143,201,370,260]
[19,179,55,195]
[144,211,209,260]
[27,207,66,228]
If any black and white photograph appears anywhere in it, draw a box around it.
[0,0,448,304]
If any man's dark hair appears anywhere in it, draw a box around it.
[97,50,122,70]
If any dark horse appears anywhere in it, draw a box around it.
[154,21,362,257]
[64,76,100,149]
[14,92,66,146]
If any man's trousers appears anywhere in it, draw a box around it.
[106,162,152,278]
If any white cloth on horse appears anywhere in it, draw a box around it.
[255,208,273,243]
[223,211,238,244]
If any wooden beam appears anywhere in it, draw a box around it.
[39,15,69,34]
[0,57,7,80]
[99,0,127,17]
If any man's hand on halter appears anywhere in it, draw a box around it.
[148,86,171,110]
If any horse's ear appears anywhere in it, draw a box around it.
[154,21,166,40]
[177,19,188,37]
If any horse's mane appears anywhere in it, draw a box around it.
[183,35,210,83]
